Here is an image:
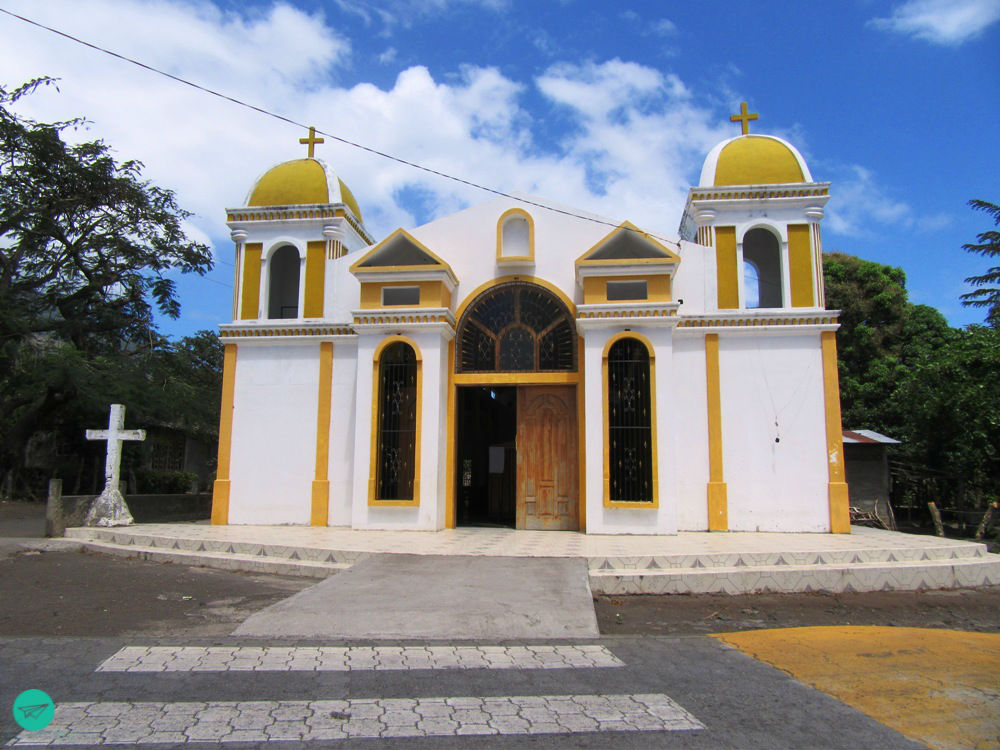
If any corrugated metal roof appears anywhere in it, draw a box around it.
[843,429,901,445]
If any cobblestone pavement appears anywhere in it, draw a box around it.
[7,693,702,745]
[97,645,624,673]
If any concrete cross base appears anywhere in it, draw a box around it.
[84,487,134,527]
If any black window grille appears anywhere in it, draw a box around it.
[376,342,418,500]
[457,282,576,372]
[607,338,654,502]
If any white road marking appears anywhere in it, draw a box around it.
[96,644,625,672]
[7,694,703,744]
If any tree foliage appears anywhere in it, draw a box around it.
[0,78,215,493]
[823,252,999,509]
[960,199,1000,326]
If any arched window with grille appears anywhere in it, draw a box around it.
[605,336,657,505]
[456,281,576,373]
[373,341,420,503]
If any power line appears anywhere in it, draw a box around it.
[0,7,683,250]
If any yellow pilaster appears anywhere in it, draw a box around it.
[445,340,456,528]
[240,243,262,320]
[211,344,238,524]
[821,331,851,533]
[304,240,326,318]
[705,333,728,530]
[715,226,739,309]
[310,341,333,526]
[788,224,816,307]
[577,336,586,532]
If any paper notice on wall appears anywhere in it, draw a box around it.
[489,446,505,474]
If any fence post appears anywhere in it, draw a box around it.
[975,502,997,541]
[45,478,63,538]
[927,501,944,537]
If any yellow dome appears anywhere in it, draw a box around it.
[700,135,812,187]
[246,158,363,220]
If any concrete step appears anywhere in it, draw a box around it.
[588,556,1000,595]
[586,541,989,573]
[65,527,366,567]
[68,537,353,578]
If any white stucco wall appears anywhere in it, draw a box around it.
[672,333,711,530]
[228,343,319,525]
[349,330,450,530]
[327,338,358,527]
[718,333,829,532]
[582,325,678,535]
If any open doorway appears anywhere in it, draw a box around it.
[456,386,516,527]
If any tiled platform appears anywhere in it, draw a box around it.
[62,524,1000,595]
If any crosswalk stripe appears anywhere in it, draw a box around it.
[96,644,625,672]
[8,694,703,745]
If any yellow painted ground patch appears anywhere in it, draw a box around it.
[715,626,1000,750]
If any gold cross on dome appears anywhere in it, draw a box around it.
[299,126,324,157]
[730,102,758,135]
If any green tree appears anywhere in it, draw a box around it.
[822,252,952,431]
[824,251,998,510]
[0,78,213,494]
[960,199,1000,327]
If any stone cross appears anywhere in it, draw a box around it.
[83,404,145,527]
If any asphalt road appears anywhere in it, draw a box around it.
[1,633,924,749]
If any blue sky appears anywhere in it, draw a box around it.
[1,0,998,336]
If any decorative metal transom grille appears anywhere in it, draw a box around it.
[607,338,654,503]
[457,282,576,372]
[376,342,417,500]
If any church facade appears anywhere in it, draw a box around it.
[210,116,851,535]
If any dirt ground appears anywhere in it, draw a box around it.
[0,548,313,637]
[3,500,999,638]
[593,587,1000,635]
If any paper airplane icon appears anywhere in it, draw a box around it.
[18,703,50,720]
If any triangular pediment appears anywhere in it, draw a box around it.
[576,221,681,265]
[352,229,448,269]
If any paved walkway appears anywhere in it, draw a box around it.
[233,554,601,639]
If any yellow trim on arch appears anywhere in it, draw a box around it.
[455,275,577,323]
[368,336,423,507]
[788,224,815,308]
[303,241,326,318]
[445,340,457,528]
[576,336,587,532]
[601,331,659,509]
[310,341,333,526]
[496,207,535,263]
[714,227,739,310]
[821,331,851,533]
[705,333,728,530]
[211,344,238,525]
[240,243,262,320]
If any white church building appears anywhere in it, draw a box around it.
[211,112,851,535]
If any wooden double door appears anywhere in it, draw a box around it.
[456,385,579,530]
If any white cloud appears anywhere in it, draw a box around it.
[650,18,677,36]
[377,47,398,64]
[825,165,951,237]
[869,0,1000,45]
